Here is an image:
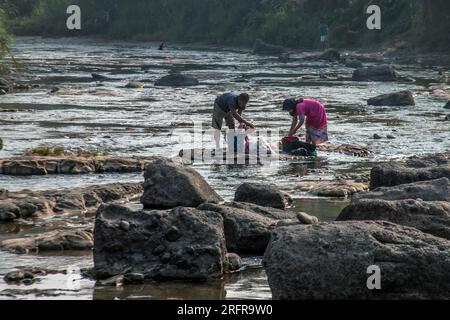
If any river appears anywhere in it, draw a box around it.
[0,36,449,299]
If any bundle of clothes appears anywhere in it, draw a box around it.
[226,124,317,157]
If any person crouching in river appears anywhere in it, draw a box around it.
[212,92,255,149]
[282,97,328,146]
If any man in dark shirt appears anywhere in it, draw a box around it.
[212,92,255,149]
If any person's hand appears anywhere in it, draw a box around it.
[245,122,255,129]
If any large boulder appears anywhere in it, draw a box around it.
[155,73,199,87]
[337,199,450,240]
[198,202,317,254]
[140,159,223,209]
[367,90,415,106]
[370,160,450,190]
[355,178,450,202]
[234,183,292,209]
[253,39,286,55]
[352,65,398,81]
[93,204,227,280]
[263,221,450,300]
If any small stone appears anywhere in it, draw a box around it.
[225,253,242,272]
[4,270,35,283]
[387,135,396,139]
[373,134,382,140]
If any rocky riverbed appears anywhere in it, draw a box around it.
[0,37,449,300]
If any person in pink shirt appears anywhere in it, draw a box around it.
[282,97,329,145]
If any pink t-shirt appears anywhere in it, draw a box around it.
[296,99,328,129]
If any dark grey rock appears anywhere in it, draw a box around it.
[370,161,450,190]
[225,253,242,272]
[140,159,223,209]
[355,178,450,202]
[93,204,227,281]
[337,199,450,240]
[368,90,415,106]
[234,183,293,209]
[352,65,398,81]
[263,221,450,300]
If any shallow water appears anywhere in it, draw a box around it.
[0,37,449,300]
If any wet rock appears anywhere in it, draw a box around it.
[155,73,199,87]
[98,275,124,287]
[123,273,145,284]
[263,221,450,300]
[225,253,242,272]
[297,180,368,198]
[0,89,6,95]
[370,159,450,190]
[91,73,110,81]
[367,90,415,106]
[4,270,35,284]
[444,101,450,109]
[0,137,2,150]
[234,183,293,209]
[316,144,370,157]
[373,134,382,139]
[338,199,450,241]
[197,202,275,254]
[253,39,286,55]
[93,204,227,281]
[140,159,223,209]
[355,178,450,202]
[319,49,341,61]
[198,202,315,254]
[0,187,8,200]
[344,59,363,69]
[387,135,396,139]
[125,81,145,89]
[0,156,157,176]
[0,182,143,222]
[0,230,94,254]
[352,65,398,81]
[1,160,47,175]
[0,77,12,93]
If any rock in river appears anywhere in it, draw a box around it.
[234,183,293,209]
[337,178,450,240]
[297,179,368,198]
[140,159,223,209]
[1,230,94,254]
[155,73,199,87]
[0,182,143,222]
[367,90,415,106]
[355,178,450,202]
[370,156,450,189]
[93,204,227,280]
[352,65,398,81]
[445,101,450,109]
[125,81,145,89]
[263,221,450,300]
[198,202,316,254]
[0,156,158,176]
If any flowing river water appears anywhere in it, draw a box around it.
[0,36,449,299]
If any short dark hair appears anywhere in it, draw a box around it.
[238,93,249,103]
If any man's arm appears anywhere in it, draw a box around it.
[231,110,255,129]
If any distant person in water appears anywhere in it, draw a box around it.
[319,21,329,50]
[159,42,165,50]
[282,98,328,146]
[212,93,255,149]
